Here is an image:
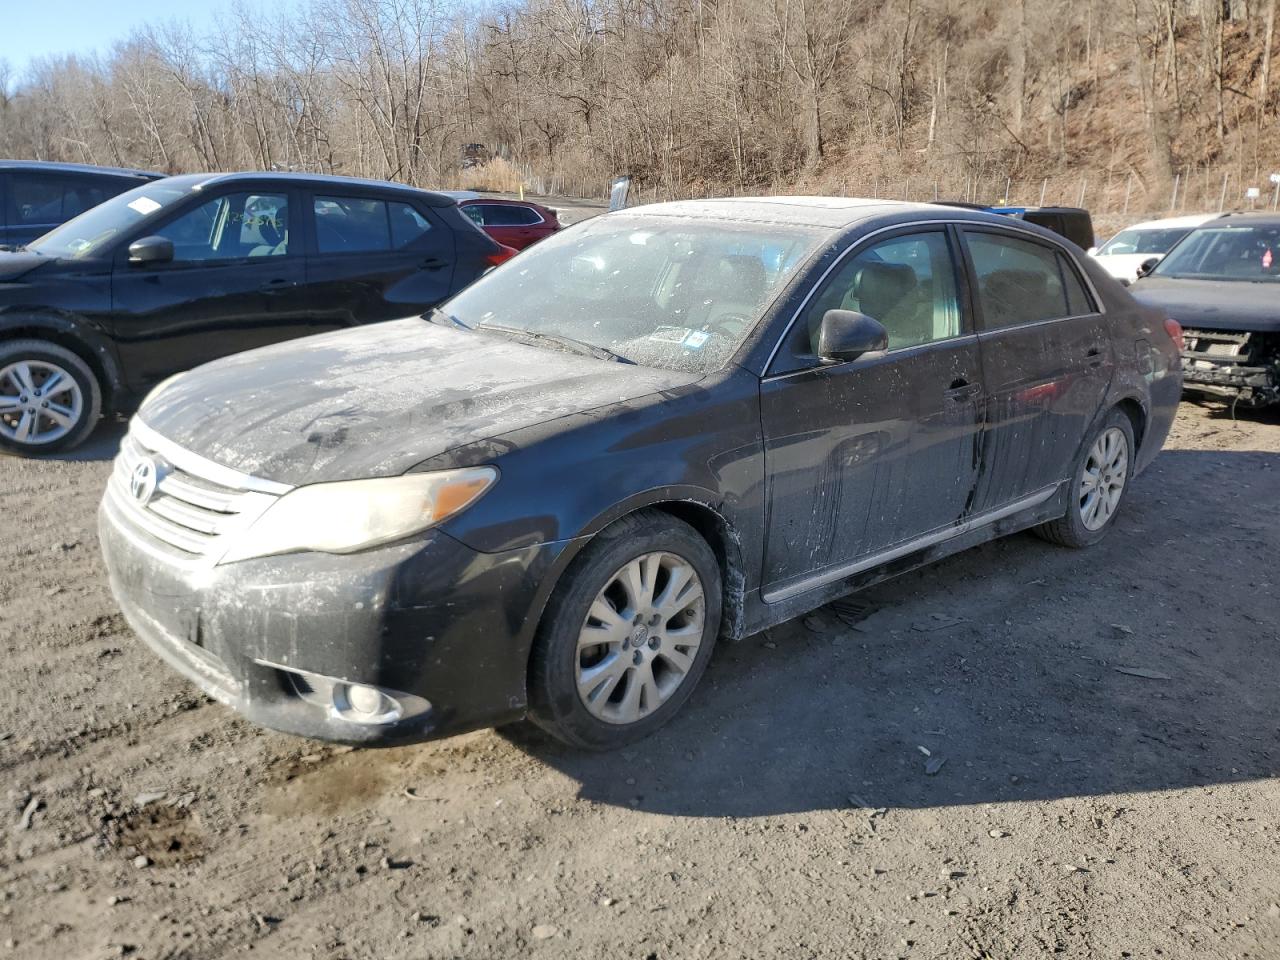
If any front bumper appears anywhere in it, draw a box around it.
[99,493,568,745]
[1180,329,1280,406]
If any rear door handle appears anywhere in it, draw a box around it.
[945,378,983,401]
[421,257,449,270]
[1086,345,1106,366]
[260,278,298,290]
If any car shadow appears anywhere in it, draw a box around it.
[42,417,127,463]
[504,448,1280,816]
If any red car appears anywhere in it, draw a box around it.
[458,198,561,250]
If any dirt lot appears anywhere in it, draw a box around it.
[2,399,1279,960]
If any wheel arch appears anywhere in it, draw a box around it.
[0,315,124,413]
[523,488,750,678]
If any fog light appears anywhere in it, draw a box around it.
[346,683,387,716]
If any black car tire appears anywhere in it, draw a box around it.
[527,509,721,750]
[0,339,102,455]
[1034,408,1136,548]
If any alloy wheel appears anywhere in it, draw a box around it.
[1078,426,1129,531]
[575,551,706,725]
[0,359,84,446]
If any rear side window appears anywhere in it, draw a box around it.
[6,175,119,226]
[8,176,64,225]
[468,203,541,226]
[964,231,1084,329]
[314,196,391,253]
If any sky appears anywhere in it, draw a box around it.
[0,0,248,77]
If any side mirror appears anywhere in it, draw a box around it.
[128,236,174,266]
[817,309,888,363]
[1136,256,1160,278]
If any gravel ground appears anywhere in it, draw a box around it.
[2,399,1279,960]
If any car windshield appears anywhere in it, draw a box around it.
[26,181,194,259]
[1152,224,1280,281]
[437,214,825,372]
[1098,227,1192,256]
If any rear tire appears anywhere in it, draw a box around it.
[1034,408,1135,548]
[527,510,721,750]
[0,339,102,456]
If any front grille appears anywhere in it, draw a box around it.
[106,422,287,560]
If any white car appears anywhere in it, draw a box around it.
[1090,214,1223,284]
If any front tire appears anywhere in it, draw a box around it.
[1034,408,1135,548]
[0,339,102,455]
[527,510,721,750]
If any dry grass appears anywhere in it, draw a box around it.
[453,157,527,193]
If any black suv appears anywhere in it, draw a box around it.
[1,160,164,248]
[0,172,512,454]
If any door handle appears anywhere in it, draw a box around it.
[420,257,448,270]
[1086,345,1106,366]
[259,278,298,290]
[945,378,983,401]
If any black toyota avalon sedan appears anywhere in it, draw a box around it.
[0,171,513,454]
[100,197,1181,750]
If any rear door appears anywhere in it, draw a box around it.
[957,226,1114,513]
[304,191,457,326]
[109,187,311,392]
[759,226,985,601]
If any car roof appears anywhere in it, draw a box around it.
[1121,213,1226,231]
[0,159,163,179]
[162,171,459,207]
[614,196,1045,233]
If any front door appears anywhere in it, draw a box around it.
[110,188,314,393]
[957,227,1114,513]
[760,227,985,601]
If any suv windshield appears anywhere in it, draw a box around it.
[1099,228,1192,256]
[27,181,194,259]
[1153,224,1280,281]
[438,215,825,372]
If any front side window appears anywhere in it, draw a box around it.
[314,196,390,253]
[153,192,289,262]
[781,230,962,367]
[1152,224,1280,282]
[964,231,1084,328]
[438,214,825,373]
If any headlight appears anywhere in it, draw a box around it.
[217,467,497,564]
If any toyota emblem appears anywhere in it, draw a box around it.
[129,459,160,505]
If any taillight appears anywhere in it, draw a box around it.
[1164,316,1183,347]
[486,244,518,267]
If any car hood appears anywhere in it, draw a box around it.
[137,318,701,486]
[1129,276,1280,333]
[0,250,50,282]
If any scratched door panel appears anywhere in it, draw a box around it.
[760,338,983,590]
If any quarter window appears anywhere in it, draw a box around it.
[152,192,289,262]
[964,232,1092,328]
[783,230,962,366]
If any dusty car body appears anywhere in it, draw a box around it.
[99,197,1181,750]
[1130,213,1280,407]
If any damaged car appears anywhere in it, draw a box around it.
[1130,214,1280,408]
[99,197,1181,751]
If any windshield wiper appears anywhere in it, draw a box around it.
[479,324,636,364]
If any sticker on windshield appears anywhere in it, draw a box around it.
[682,330,710,349]
[127,197,162,216]
[649,326,692,344]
